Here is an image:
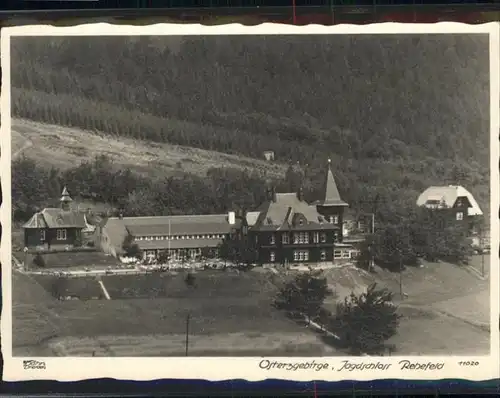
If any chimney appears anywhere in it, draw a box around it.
[297,187,304,201]
[228,211,236,225]
[267,187,277,202]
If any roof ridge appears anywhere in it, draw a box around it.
[429,185,462,189]
[116,214,228,220]
[42,207,81,214]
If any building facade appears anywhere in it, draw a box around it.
[97,212,243,261]
[22,187,89,250]
[249,160,359,266]
[416,185,484,234]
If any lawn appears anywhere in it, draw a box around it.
[322,260,490,310]
[34,275,104,300]
[12,269,337,357]
[12,260,492,357]
[389,306,490,355]
[11,272,63,348]
[45,331,340,357]
[321,261,491,355]
[30,251,121,269]
[101,270,274,299]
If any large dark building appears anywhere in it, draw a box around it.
[248,160,359,266]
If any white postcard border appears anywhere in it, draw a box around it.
[1,21,499,382]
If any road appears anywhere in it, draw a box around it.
[468,254,491,278]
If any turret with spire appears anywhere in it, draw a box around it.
[317,159,348,207]
[314,159,348,242]
[60,186,73,211]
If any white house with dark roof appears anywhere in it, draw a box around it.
[416,185,483,234]
[417,185,483,215]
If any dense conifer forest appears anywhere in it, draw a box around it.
[10,34,491,225]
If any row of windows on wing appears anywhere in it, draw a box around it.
[40,229,67,240]
[144,248,209,257]
[267,231,338,245]
[269,249,355,262]
[134,234,228,241]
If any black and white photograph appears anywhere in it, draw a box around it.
[1,23,499,382]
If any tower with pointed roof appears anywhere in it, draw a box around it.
[314,159,349,242]
[60,186,73,211]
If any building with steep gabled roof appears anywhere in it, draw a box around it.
[417,185,483,216]
[22,187,89,250]
[248,159,358,266]
[416,185,484,235]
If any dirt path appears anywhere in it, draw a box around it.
[12,138,33,160]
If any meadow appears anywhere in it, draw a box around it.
[12,269,340,357]
[11,118,286,180]
[11,256,491,357]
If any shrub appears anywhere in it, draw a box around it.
[332,283,401,355]
[32,253,46,268]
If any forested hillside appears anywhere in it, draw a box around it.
[10,34,491,221]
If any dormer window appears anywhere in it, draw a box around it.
[425,199,441,209]
[456,212,464,221]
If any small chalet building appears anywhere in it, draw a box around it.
[416,185,483,234]
[248,159,358,266]
[22,187,89,250]
[97,212,244,261]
